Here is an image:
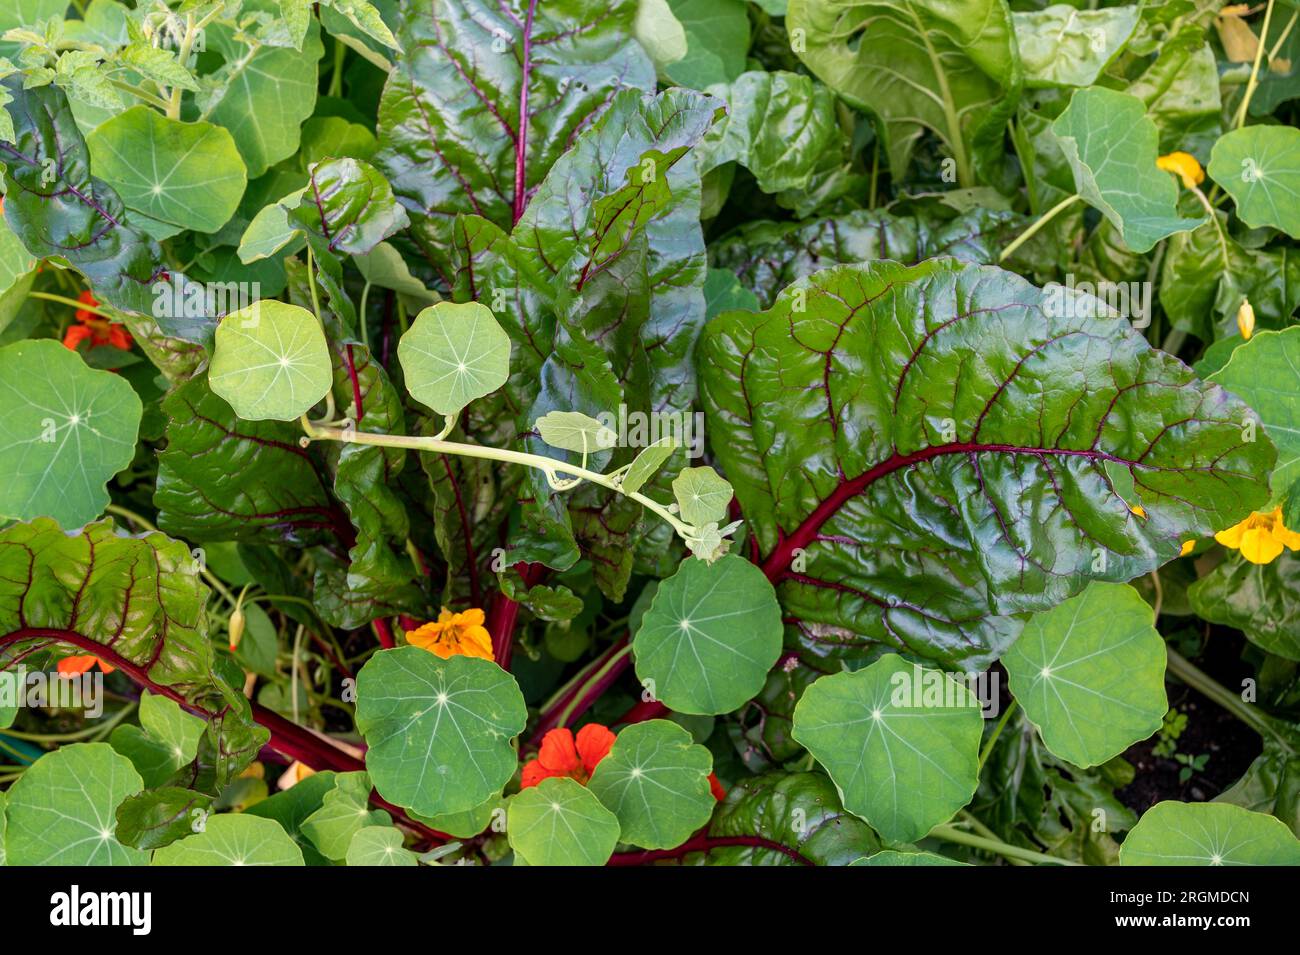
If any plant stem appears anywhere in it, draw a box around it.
[977,699,1018,770]
[1165,646,1291,751]
[27,290,118,321]
[1234,0,1278,129]
[928,824,1083,865]
[109,80,172,112]
[999,194,1081,263]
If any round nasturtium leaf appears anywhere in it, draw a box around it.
[587,719,715,849]
[1210,327,1300,497]
[1119,801,1300,865]
[672,465,733,526]
[1003,581,1167,768]
[633,555,783,715]
[208,300,333,421]
[1208,126,1300,239]
[850,850,967,866]
[4,743,148,865]
[791,655,983,843]
[301,771,391,862]
[0,339,141,528]
[398,301,511,416]
[534,410,618,453]
[86,106,248,232]
[355,647,527,816]
[621,436,678,494]
[346,826,419,866]
[152,813,305,866]
[507,777,621,866]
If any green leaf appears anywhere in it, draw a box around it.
[506,776,621,866]
[86,107,247,233]
[244,770,339,866]
[787,0,1022,186]
[1119,801,1300,865]
[114,788,215,852]
[587,719,715,849]
[621,436,678,495]
[852,850,966,865]
[1189,552,1300,661]
[398,302,512,417]
[109,691,208,788]
[635,0,688,70]
[534,410,617,454]
[661,0,750,89]
[1014,5,1141,88]
[1004,582,1168,767]
[209,300,334,421]
[301,771,392,861]
[0,339,141,527]
[238,187,308,264]
[413,794,503,839]
[0,789,7,865]
[672,466,733,526]
[633,555,783,715]
[1208,126,1300,239]
[152,813,305,866]
[355,647,527,816]
[288,158,409,257]
[1210,327,1300,498]
[346,825,419,866]
[322,0,400,49]
[700,259,1273,669]
[792,655,983,842]
[1051,87,1202,252]
[4,743,148,865]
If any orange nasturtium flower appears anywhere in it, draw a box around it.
[1215,507,1300,565]
[404,607,494,661]
[1156,151,1205,190]
[521,724,616,788]
[62,291,133,351]
[57,655,116,677]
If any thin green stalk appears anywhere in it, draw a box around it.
[999,194,1081,263]
[978,699,1017,770]
[959,810,1029,866]
[0,703,136,742]
[27,290,118,321]
[928,824,1083,865]
[110,80,171,112]
[1233,0,1279,129]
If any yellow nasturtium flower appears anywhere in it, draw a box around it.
[405,607,494,661]
[1156,151,1205,190]
[1180,540,1196,556]
[1215,507,1300,564]
[1237,298,1256,340]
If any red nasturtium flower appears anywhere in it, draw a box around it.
[62,290,133,351]
[57,655,116,677]
[405,607,494,661]
[521,724,616,788]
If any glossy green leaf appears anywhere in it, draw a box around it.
[399,302,512,417]
[0,339,141,527]
[302,771,391,862]
[288,158,409,257]
[851,850,966,865]
[1004,582,1167,767]
[109,691,208,789]
[792,655,983,842]
[1051,87,1202,252]
[1208,126,1300,239]
[4,743,148,865]
[506,776,621,866]
[662,0,749,89]
[152,813,305,866]
[534,411,618,454]
[238,187,308,264]
[672,466,733,526]
[209,301,334,421]
[633,555,783,715]
[114,788,215,852]
[1189,553,1300,661]
[1210,327,1300,497]
[621,437,678,495]
[1014,5,1140,88]
[587,719,715,849]
[1119,801,1300,865]
[355,647,527,816]
[346,825,419,866]
[86,107,247,233]
[700,259,1272,669]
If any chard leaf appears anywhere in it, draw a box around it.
[375,0,654,281]
[787,0,1022,186]
[0,339,140,527]
[346,826,419,866]
[587,719,715,849]
[85,107,247,233]
[152,813,305,866]
[661,0,749,89]
[792,655,984,842]
[114,788,215,852]
[1051,87,1202,252]
[1119,801,1300,865]
[289,157,409,257]
[4,743,148,865]
[355,648,527,816]
[633,555,783,715]
[399,302,511,417]
[209,300,334,422]
[1188,552,1300,661]
[1003,582,1167,767]
[0,78,175,317]
[1014,4,1141,88]
[507,776,621,866]
[1209,327,1300,497]
[700,259,1273,668]
[1208,126,1300,239]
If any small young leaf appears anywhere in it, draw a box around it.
[633,555,783,715]
[301,771,391,861]
[507,777,621,866]
[209,301,334,421]
[1208,126,1300,238]
[346,825,419,866]
[152,813,305,866]
[398,301,512,417]
[238,187,309,264]
[1119,801,1300,865]
[534,410,618,454]
[621,436,679,494]
[672,466,733,526]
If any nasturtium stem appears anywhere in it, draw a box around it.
[109,80,171,112]
[999,194,1081,263]
[928,824,1084,866]
[27,291,120,321]
[977,698,1018,771]
[1234,0,1278,129]
[299,418,696,538]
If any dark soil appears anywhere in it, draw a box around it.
[1117,630,1262,815]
